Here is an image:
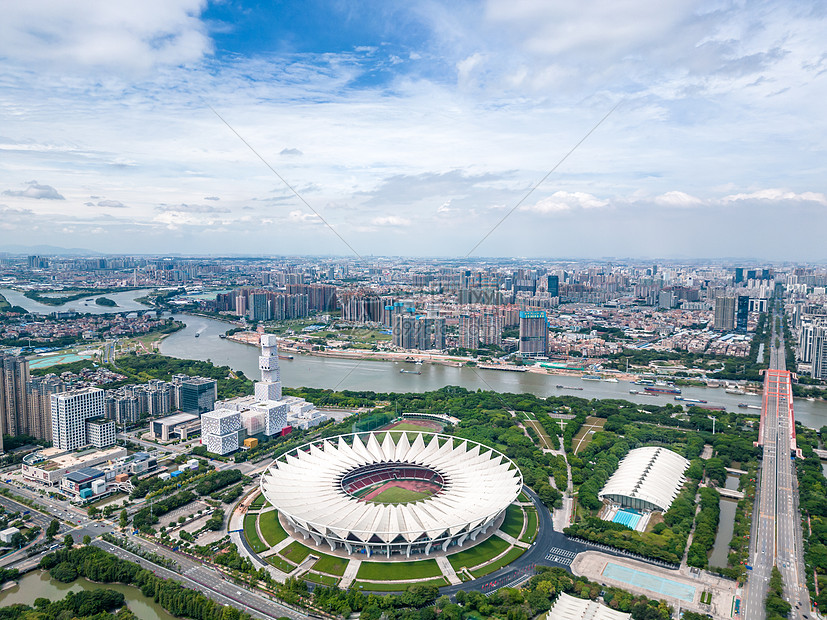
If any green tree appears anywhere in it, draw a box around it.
[83,535,92,545]
[119,509,129,529]
[46,519,60,539]
[63,534,74,549]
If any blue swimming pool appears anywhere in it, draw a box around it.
[602,562,696,602]
[613,508,641,529]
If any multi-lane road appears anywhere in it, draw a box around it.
[744,310,811,620]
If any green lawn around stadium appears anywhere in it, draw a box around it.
[258,510,288,546]
[469,546,526,578]
[243,514,267,553]
[249,493,268,510]
[312,553,350,576]
[280,541,312,564]
[447,535,511,572]
[520,508,538,543]
[369,486,434,504]
[500,504,525,538]
[356,559,443,581]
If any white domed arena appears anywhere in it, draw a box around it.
[260,431,523,558]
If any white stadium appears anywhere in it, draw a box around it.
[260,431,523,558]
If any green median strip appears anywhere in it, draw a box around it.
[469,546,526,578]
[354,578,449,591]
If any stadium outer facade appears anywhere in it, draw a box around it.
[260,431,523,558]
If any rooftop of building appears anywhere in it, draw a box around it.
[154,411,199,425]
[64,467,104,482]
[33,446,127,470]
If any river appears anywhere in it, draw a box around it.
[158,313,827,429]
[0,288,152,315]
[0,570,176,620]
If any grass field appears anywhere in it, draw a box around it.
[369,486,434,504]
[280,541,312,565]
[267,556,296,573]
[520,508,538,543]
[524,419,553,449]
[447,535,510,572]
[356,559,443,581]
[354,578,448,591]
[243,514,267,553]
[469,546,526,578]
[384,422,437,432]
[518,491,530,502]
[258,510,288,546]
[249,493,268,510]
[312,553,350,576]
[500,504,525,539]
[572,416,606,454]
[303,571,340,586]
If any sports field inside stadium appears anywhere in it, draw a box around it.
[349,479,441,504]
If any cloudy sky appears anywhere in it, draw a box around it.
[1,0,826,259]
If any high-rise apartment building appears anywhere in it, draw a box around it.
[392,315,445,350]
[714,296,737,331]
[519,311,548,357]
[51,387,106,451]
[811,326,827,380]
[736,295,750,333]
[0,353,31,450]
[25,375,65,442]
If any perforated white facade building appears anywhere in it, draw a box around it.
[598,446,689,512]
[260,432,523,558]
[201,408,242,455]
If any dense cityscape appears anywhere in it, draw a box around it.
[2,2,826,620]
[0,254,824,620]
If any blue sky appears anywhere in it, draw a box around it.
[1,0,826,259]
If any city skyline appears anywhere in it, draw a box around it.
[1,2,826,258]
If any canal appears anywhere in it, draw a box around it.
[0,570,176,620]
[708,475,741,569]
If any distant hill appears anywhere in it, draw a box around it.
[0,244,104,256]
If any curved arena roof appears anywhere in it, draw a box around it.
[598,446,689,512]
[260,431,523,557]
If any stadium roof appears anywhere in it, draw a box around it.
[598,446,690,512]
[261,432,522,546]
[546,593,631,620]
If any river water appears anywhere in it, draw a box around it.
[158,313,827,429]
[0,288,152,315]
[0,570,176,620]
[7,287,827,427]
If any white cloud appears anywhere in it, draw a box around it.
[288,210,322,224]
[371,215,411,227]
[0,0,211,73]
[723,189,827,205]
[97,199,127,208]
[523,191,608,214]
[654,191,704,208]
[3,181,64,200]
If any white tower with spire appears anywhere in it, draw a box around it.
[255,334,282,401]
